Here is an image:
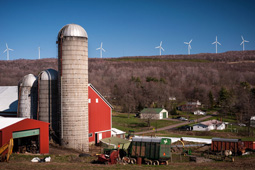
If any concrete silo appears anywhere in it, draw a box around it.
[38,69,59,142]
[57,24,89,152]
[18,74,37,119]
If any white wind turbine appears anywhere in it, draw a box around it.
[155,41,164,56]
[3,43,14,60]
[96,42,105,58]
[240,36,249,51]
[212,36,221,54]
[184,39,192,55]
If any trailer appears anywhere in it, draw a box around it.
[127,137,171,165]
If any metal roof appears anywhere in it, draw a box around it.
[140,108,165,114]
[111,128,125,135]
[0,86,18,112]
[58,24,88,38]
[193,123,208,128]
[132,136,164,143]
[0,117,26,130]
[39,69,58,81]
[212,138,240,142]
[20,74,37,87]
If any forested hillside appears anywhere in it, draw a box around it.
[1,51,255,117]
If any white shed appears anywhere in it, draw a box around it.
[111,128,126,139]
[194,110,206,115]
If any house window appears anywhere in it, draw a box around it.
[89,133,93,137]
[88,99,91,103]
[96,98,99,103]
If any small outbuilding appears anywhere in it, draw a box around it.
[140,108,168,120]
[193,110,206,115]
[111,128,126,139]
[193,124,208,131]
[0,117,49,154]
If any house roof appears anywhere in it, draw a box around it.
[0,86,18,112]
[0,117,26,130]
[193,123,208,128]
[141,108,165,114]
[111,128,125,134]
[201,119,223,126]
[88,83,113,109]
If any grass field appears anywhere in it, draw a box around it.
[112,112,179,133]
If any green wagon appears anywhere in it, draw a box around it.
[128,137,171,165]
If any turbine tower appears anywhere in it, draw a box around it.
[38,47,40,59]
[96,42,105,58]
[240,36,249,51]
[184,39,192,55]
[3,43,14,60]
[212,36,221,54]
[155,41,164,56]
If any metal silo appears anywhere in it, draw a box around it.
[38,69,59,142]
[18,74,37,119]
[57,24,89,151]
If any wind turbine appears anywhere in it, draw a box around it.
[155,41,164,56]
[240,36,249,51]
[96,42,105,58]
[212,36,221,54]
[38,47,40,59]
[184,39,192,55]
[3,43,14,60]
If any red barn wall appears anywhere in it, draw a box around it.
[1,119,49,154]
[88,86,112,143]
[0,131,2,146]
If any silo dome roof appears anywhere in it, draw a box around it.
[21,74,37,87]
[39,69,58,81]
[58,24,88,38]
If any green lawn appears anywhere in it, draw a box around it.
[112,113,178,133]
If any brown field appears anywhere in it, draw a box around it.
[1,145,255,170]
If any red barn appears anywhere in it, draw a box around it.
[0,117,49,154]
[88,84,113,144]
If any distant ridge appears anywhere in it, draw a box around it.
[0,50,255,86]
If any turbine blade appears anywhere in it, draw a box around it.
[218,42,221,45]
[184,42,189,44]
[212,42,216,44]
[155,46,160,49]
[9,48,14,51]
[241,36,244,41]
[96,48,100,50]
[240,42,243,45]
[244,40,249,42]
[6,43,8,48]
[161,47,165,51]
[189,39,192,43]
[102,48,105,52]
[160,41,162,46]
[3,49,7,53]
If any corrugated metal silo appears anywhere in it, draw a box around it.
[18,74,37,119]
[57,24,89,151]
[38,69,59,142]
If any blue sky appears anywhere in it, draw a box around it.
[0,0,254,60]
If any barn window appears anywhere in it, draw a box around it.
[89,133,93,137]
[88,99,91,103]
[96,98,99,103]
